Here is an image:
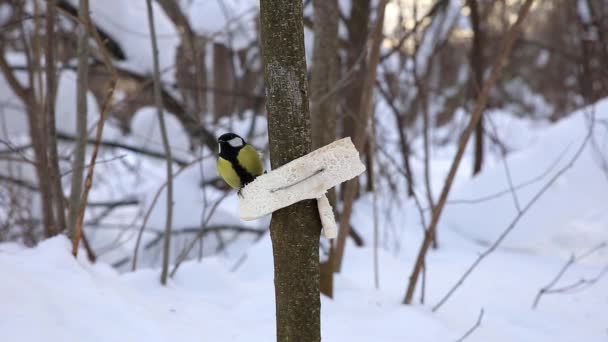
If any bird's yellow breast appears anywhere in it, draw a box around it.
[217,157,242,189]
[237,144,264,177]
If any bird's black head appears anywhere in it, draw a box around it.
[218,133,246,159]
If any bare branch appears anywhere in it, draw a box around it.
[532,241,607,309]
[0,175,38,191]
[56,132,191,166]
[486,113,521,213]
[72,81,117,256]
[444,148,567,207]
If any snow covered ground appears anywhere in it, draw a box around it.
[1,100,607,341]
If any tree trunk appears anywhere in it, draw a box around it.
[333,0,388,273]
[213,43,235,121]
[157,0,207,117]
[469,0,485,176]
[145,0,174,285]
[45,0,67,234]
[67,0,89,240]
[259,0,321,340]
[342,0,370,141]
[310,0,339,299]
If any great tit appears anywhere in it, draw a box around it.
[216,133,264,191]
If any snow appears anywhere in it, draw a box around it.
[187,0,259,50]
[443,101,608,259]
[55,70,122,140]
[2,99,608,341]
[577,0,592,24]
[65,0,180,83]
[129,107,193,162]
[0,3,11,26]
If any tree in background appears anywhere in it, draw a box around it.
[259,0,322,340]
[468,0,486,176]
[310,0,340,298]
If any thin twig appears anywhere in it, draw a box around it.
[61,154,127,177]
[170,193,230,277]
[444,148,567,207]
[455,308,485,342]
[532,241,607,308]
[72,81,117,256]
[486,113,521,212]
[131,155,208,271]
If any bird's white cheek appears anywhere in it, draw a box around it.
[228,137,244,147]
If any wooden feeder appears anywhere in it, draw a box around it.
[239,137,366,238]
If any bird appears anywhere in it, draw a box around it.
[216,132,264,194]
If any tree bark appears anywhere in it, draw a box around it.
[259,0,321,340]
[310,0,339,299]
[67,0,89,240]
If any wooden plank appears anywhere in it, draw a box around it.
[240,137,365,221]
